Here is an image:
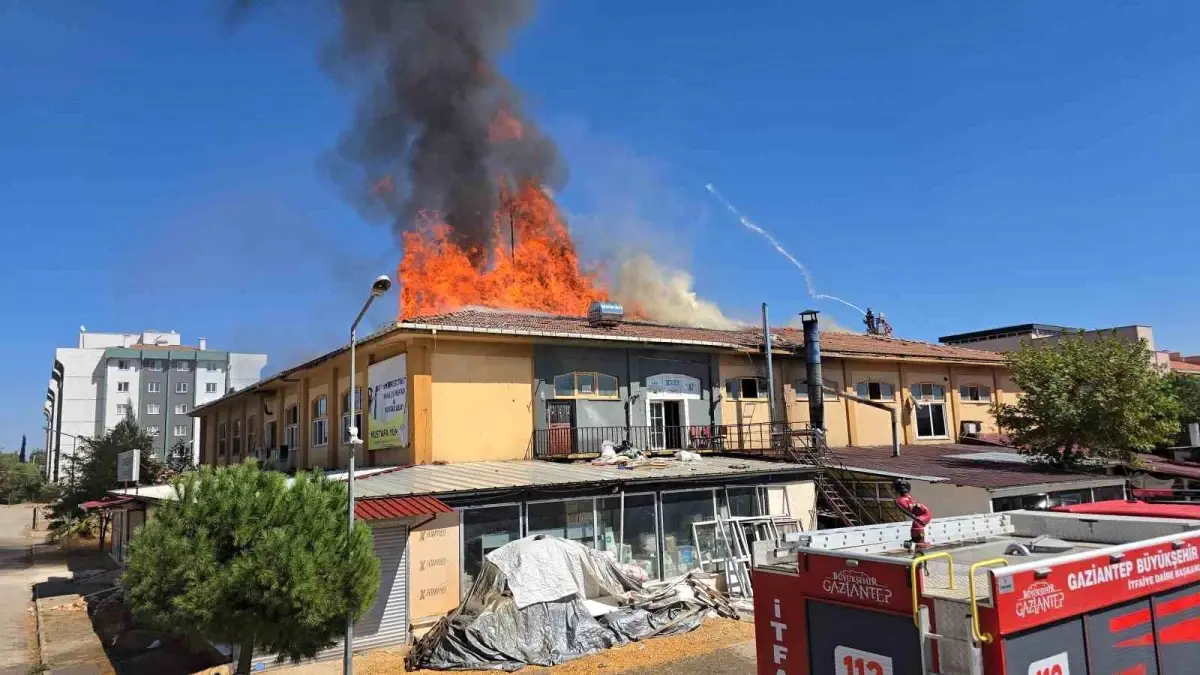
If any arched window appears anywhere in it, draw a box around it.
[795,378,840,401]
[725,377,769,400]
[855,381,895,401]
[552,372,619,399]
[959,384,992,402]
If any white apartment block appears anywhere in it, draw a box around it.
[44,328,267,483]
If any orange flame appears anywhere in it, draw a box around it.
[399,182,611,318]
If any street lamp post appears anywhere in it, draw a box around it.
[344,274,392,675]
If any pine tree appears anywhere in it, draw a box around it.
[54,417,158,519]
[122,463,380,674]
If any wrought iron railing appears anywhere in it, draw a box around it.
[530,421,811,458]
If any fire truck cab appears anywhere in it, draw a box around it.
[752,509,1200,674]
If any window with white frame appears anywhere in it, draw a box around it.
[855,381,895,401]
[117,381,130,393]
[175,382,189,394]
[266,420,277,448]
[311,396,328,446]
[146,404,160,415]
[795,377,840,402]
[205,362,219,372]
[117,360,129,371]
[218,423,227,455]
[959,384,992,402]
[205,382,218,394]
[911,383,948,438]
[173,424,187,437]
[725,377,769,400]
[116,403,130,417]
[342,387,364,444]
[145,359,162,371]
[147,382,161,394]
[552,372,619,398]
[174,403,188,415]
[146,426,160,437]
[175,360,190,372]
[285,405,299,449]
[232,419,242,454]
[247,415,257,453]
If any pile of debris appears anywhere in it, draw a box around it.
[591,440,703,469]
[406,535,739,672]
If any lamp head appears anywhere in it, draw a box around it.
[371,275,393,297]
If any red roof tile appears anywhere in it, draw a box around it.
[1131,454,1200,480]
[829,444,1118,490]
[400,309,1006,364]
[1170,360,1200,374]
[355,495,453,521]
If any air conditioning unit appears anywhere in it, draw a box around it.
[960,421,982,437]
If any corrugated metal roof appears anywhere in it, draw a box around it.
[110,466,398,502]
[355,495,453,520]
[354,458,815,499]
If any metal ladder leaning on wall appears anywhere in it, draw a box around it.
[774,426,874,527]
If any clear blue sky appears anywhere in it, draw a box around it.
[4,1,1200,452]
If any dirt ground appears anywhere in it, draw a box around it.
[271,617,755,675]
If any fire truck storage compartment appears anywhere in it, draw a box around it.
[1150,584,1200,673]
[806,599,921,675]
[1000,616,1087,675]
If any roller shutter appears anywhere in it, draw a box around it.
[254,521,410,669]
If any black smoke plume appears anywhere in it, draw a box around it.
[234,0,565,258]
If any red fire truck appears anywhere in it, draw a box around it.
[752,509,1200,674]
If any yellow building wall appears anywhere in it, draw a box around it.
[900,364,956,444]
[951,367,1001,434]
[718,355,773,428]
[430,340,534,463]
[844,361,903,447]
[778,357,851,448]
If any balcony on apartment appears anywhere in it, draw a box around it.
[530,420,813,460]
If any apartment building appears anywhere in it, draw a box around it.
[44,328,266,482]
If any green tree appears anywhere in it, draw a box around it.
[0,453,55,504]
[123,463,379,674]
[1164,372,1200,441]
[53,418,159,520]
[992,334,1181,469]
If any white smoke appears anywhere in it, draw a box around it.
[610,253,739,329]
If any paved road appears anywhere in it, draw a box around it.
[0,503,41,674]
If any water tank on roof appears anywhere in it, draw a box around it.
[588,302,624,327]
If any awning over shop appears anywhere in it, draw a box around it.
[80,496,135,512]
[355,495,453,521]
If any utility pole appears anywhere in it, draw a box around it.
[762,303,777,424]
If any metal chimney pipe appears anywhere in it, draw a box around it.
[762,303,777,424]
[1189,422,1200,448]
[801,310,824,433]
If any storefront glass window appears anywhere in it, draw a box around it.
[461,505,521,595]
[1091,485,1126,502]
[720,486,763,517]
[526,499,596,548]
[660,490,715,578]
[597,494,659,580]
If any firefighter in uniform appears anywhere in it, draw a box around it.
[892,478,932,552]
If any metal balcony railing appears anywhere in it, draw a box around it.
[530,421,812,458]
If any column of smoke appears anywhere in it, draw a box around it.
[235,0,738,328]
[235,0,563,258]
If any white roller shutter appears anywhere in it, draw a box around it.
[348,522,410,651]
[254,521,410,669]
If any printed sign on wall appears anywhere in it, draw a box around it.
[409,513,461,622]
[368,354,408,450]
[645,373,701,399]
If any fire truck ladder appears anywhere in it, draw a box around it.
[775,426,874,527]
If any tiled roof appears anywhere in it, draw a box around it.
[1131,453,1200,480]
[399,309,1006,364]
[1170,360,1200,374]
[829,444,1122,490]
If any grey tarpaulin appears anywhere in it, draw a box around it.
[405,535,739,671]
